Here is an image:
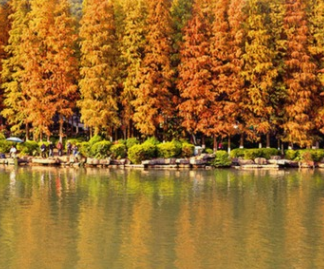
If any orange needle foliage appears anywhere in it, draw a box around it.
[132,0,174,136]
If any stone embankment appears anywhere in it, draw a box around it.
[0,154,322,169]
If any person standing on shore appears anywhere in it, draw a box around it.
[67,142,72,155]
[49,142,54,157]
[40,143,46,158]
[9,145,17,158]
[57,141,63,156]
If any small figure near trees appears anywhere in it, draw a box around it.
[218,142,223,150]
[48,142,54,157]
[40,143,46,158]
[67,142,72,155]
[9,145,17,158]
[56,141,63,156]
[72,144,79,156]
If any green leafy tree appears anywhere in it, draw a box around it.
[68,0,82,18]
[170,0,194,66]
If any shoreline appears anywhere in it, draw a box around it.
[0,155,322,170]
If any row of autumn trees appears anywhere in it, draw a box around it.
[1,0,324,149]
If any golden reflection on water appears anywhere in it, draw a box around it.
[0,167,324,268]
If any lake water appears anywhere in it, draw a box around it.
[0,166,324,269]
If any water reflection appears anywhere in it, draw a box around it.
[0,167,324,268]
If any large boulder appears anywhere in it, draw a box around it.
[238,159,255,165]
[254,158,268,165]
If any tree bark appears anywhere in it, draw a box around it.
[266,133,270,148]
[59,114,64,143]
[227,136,231,153]
[213,135,218,152]
[239,133,244,148]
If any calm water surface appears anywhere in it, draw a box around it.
[0,166,324,269]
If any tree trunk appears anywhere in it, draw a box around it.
[266,133,270,148]
[76,116,79,134]
[114,129,118,141]
[227,136,231,153]
[213,135,218,152]
[90,127,93,138]
[239,133,244,148]
[59,115,64,143]
[25,124,30,141]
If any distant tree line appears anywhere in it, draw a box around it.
[1,0,324,151]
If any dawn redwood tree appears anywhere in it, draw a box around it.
[227,0,247,148]
[170,0,194,66]
[267,0,287,148]
[308,0,324,139]
[241,0,278,147]
[119,0,147,139]
[177,0,214,144]
[210,0,246,150]
[45,0,78,143]
[210,0,235,150]
[0,2,11,125]
[282,0,320,147]
[169,0,194,140]
[132,0,174,137]
[20,0,59,140]
[1,0,31,138]
[78,0,120,137]
[19,0,77,141]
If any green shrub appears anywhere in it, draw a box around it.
[65,138,83,150]
[259,148,280,159]
[157,141,182,158]
[0,140,11,154]
[79,142,91,157]
[110,143,127,159]
[243,149,263,160]
[230,148,280,160]
[285,149,298,160]
[117,139,126,145]
[230,148,245,158]
[298,150,313,162]
[89,135,103,145]
[296,149,324,162]
[126,137,139,149]
[181,143,195,157]
[204,148,214,154]
[211,150,232,167]
[311,149,324,162]
[0,133,5,140]
[90,140,112,159]
[128,143,157,164]
[17,141,39,156]
[144,136,160,146]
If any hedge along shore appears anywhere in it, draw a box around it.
[1,153,323,170]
